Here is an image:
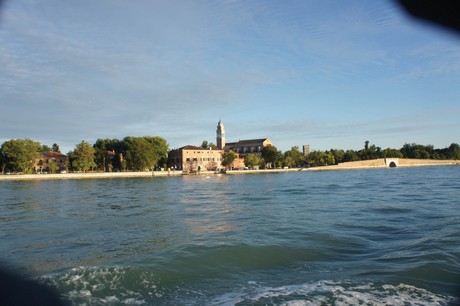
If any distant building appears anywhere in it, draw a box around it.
[303,145,310,156]
[224,138,272,158]
[168,120,274,171]
[216,119,225,150]
[105,150,124,172]
[219,120,273,169]
[35,151,68,173]
[217,120,273,157]
[168,145,224,171]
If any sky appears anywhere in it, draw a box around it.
[1,0,459,154]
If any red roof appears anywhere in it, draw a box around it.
[40,151,67,158]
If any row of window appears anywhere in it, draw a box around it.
[169,157,221,163]
[191,151,214,154]
[231,146,262,153]
[185,157,220,162]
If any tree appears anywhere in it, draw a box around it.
[448,143,460,159]
[306,150,335,167]
[144,136,169,169]
[261,145,282,168]
[221,151,236,169]
[124,137,153,171]
[123,136,169,171]
[359,142,381,160]
[1,138,41,173]
[400,143,431,159]
[94,138,124,171]
[284,146,304,167]
[306,151,324,167]
[200,140,218,150]
[383,148,403,158]
[71,141,96,172]
[94,138,111,171]
[329,149,345,164]
[343,150,360,162]
[48,160,58,173]
[41,144,52,152]
[0,150,6,174]
[52,143,61,153]
[283,156,296,168]
[244,154,261,168]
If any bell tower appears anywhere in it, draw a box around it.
[216,119,225,150]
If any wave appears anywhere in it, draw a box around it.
[210,280,457,306]
[40,266,457,306]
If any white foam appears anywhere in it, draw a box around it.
[209,280,455,306]
[100,296,119,303]
[40,266,159,306]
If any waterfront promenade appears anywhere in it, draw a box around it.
[0,159,458,181]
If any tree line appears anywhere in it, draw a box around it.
[216,141,460,169]
[0,136,169,174]
[1,137,459,174]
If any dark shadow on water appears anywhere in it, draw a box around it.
[0,266,67,306]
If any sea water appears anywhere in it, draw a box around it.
[0,166,459,305]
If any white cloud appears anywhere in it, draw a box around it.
[1,0,459,153]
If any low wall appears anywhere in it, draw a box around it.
[1,159,458,181]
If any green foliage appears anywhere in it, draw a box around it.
[123,136,169,171]
[1,136,458,175]
[329,149,345,164]
[221,151,236,168]
[41,144,52,152]
[359,142,382,160]
[448,143,460,159]
[306,151,335,167]
[283,146,304,167]
[343,150,360,162]
[52,143,61,153]
[1,138,41,173]
[244,154,262,168]
[48,160,58,173]
[282,156,296,168]
[200,140,218,150]
[400,143,433,159]
[383,148,403,158]
[261,145,282,168]
[71,141,96,172]
[94,138,117,171]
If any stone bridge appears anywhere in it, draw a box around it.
[384,158,399,167]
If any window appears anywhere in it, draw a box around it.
[186,158,190,162]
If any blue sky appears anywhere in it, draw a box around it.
[1,0,459,153]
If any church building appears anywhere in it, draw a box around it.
[217,119,272,158]
[168,120,273,171]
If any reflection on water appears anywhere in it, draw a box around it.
[0,167,459,304]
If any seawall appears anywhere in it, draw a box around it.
[0,159,458,181]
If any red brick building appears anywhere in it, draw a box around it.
[35,151,68,173]
[168,146,224,171]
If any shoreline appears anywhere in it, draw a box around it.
[0,159,458,181]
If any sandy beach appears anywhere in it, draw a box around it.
[0,158,458,181]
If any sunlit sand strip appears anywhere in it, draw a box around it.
[0,159,458,180]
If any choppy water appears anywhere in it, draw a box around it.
[1,166,459,305]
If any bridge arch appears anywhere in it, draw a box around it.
[385,158,399,168]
